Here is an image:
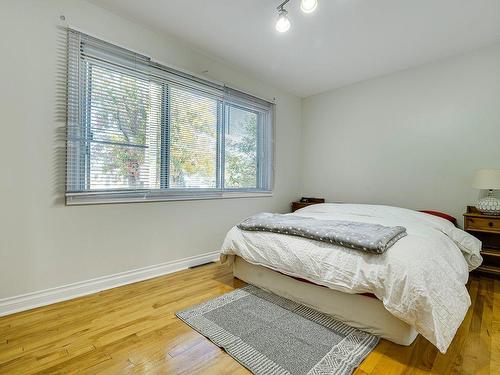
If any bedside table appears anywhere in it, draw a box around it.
[464,206,500,277]
[292,198,325,212]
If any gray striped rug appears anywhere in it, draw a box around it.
[176,285,379,375]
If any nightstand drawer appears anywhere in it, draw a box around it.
[464,206,500,278]
[465,217,500,232]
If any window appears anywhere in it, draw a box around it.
[66,30,273,205]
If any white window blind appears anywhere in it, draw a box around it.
[66,30,274,205]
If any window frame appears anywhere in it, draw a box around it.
[66,30,274,205]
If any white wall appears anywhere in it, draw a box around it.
[0,0,302,299]
[301,43,500,224]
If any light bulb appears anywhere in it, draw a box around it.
[275,10,291,33]
[300,0,318,13]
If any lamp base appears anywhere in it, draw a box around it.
[477,191,500,215]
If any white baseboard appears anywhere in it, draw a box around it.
[0,251,220,317]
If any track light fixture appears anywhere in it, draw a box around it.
[275,0,318,33]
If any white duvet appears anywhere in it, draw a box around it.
[220,204,482,353]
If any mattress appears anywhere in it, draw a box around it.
[233,256,418,346]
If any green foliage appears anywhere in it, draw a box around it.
[169,88,217,187]
[225,113,258,189]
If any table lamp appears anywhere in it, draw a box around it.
[473,169,500,215]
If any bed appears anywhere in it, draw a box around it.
[220,203,482,353]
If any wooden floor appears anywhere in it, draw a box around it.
[0,263,499,374]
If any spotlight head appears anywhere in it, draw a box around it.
[300,0,318,14]
[276,9,291,33]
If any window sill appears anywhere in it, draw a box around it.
[65,190,273,206]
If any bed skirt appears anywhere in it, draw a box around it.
[232,256,418,346]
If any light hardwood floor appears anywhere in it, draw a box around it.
[0,262,498,374]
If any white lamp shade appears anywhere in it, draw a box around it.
[473,169,500,190]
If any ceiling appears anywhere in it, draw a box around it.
[89,0,500,97]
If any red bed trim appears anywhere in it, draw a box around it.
[419,210,457,226]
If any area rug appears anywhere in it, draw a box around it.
[176,285,379,375]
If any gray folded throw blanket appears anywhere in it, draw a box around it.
[237,213,407,254]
